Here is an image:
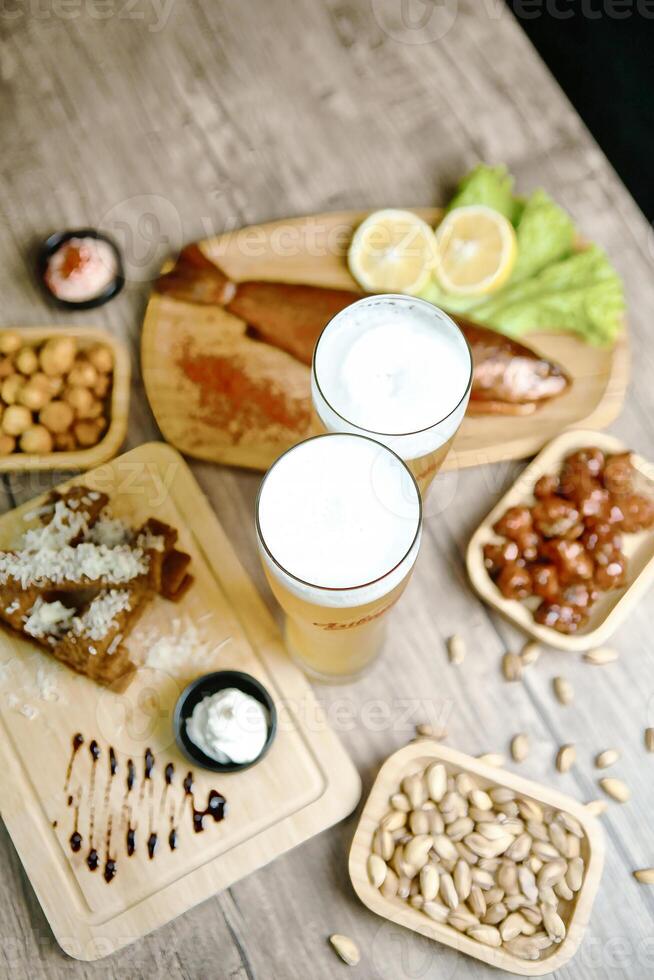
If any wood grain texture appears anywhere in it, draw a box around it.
[1,0,654,977]
[141,210,628,473]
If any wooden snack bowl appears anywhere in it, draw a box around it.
[466,429,654,651]
[349,742,604,976]
[0,326,130,472]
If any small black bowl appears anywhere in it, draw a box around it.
[37,228,125,310]
[174,670,277,774]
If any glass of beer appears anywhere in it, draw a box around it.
[256,432,422,682]
[311,295,473,494]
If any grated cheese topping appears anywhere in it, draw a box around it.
[89,516,132,548]
[35,664,60,702]
[136,531,165,552]
[20,500,91,552]
[72,589,132,642]
[24,598,75,640]
[0,543,148,589]
[107,634,123,656]
[138,615,229,676]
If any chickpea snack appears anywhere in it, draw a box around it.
[467,431,654,651]
[0,327,129,471]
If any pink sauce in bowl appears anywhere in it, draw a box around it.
[40,231,124,308]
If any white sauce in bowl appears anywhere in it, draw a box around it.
[186,687,269,765]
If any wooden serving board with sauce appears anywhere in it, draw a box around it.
[0,442,361,960]
[141,209,629,474]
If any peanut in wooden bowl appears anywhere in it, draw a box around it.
[0,326,130,472]
[348,742,604,977]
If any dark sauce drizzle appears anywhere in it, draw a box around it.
[144,747,157,859]
[160,762,175,853]
[102,750,118,882]
[125,757,136,856]
[86,740,101,871]
[62,737,226,882]
[69,797,82,852]
[64,732,84,794]
[184,772,228,832]
[127,758,136,792]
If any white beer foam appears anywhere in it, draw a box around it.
[312,295,472,461]
[257,434,421,607]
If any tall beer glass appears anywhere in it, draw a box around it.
[311,295,473,494]
[256,433,422,682]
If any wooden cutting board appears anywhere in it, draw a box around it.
[0,442,361,961]
[141,209,629,473]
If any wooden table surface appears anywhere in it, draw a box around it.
[1,1,653,977]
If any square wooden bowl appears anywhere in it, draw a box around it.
[0,326,130,472]
[466,429,654,651]
[349,742,604,976]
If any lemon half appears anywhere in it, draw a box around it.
[348,209,439,295]
[434,205,517,296]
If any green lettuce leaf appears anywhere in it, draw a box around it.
[510,189,575,283]
[417,278,487,315]
[446,164,520,223]
[426,163,625,346]
[473,246,625,346]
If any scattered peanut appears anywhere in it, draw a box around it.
[447,634,466,665]
[520,642,541,666]
[511,734,529,763]
[329,935,360,966]
[595,749,620,770]
[553,677,573,706]
[585,799,608,817]
[582,647,618,665]
[502,652,523,682]
[556,745,576,774]
[599,778,630,803]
